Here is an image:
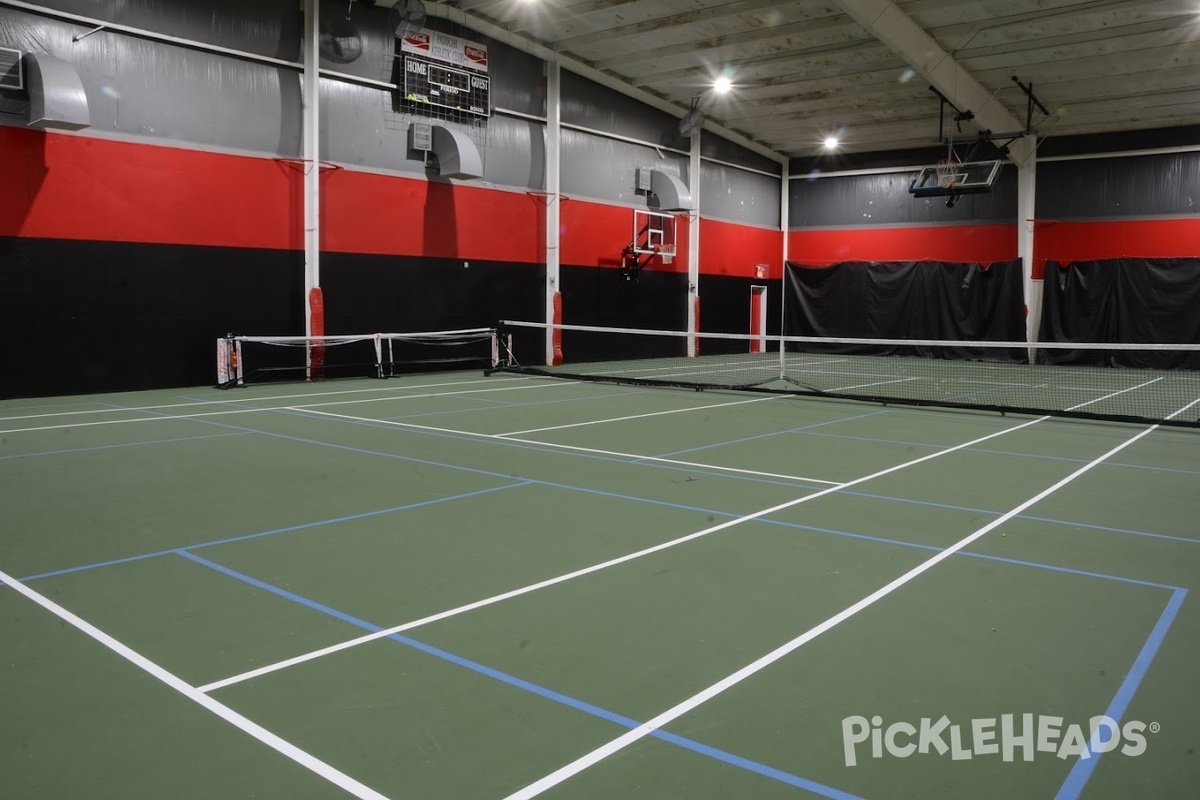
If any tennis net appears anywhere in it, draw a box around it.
[496,320,1200,427]
[217,328,499,388]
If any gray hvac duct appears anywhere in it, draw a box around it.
[649,169,692,211]
[24,53,90,131]
[430,124,482,180]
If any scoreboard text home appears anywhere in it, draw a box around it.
[401,29,491,118]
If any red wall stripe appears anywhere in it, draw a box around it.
[0,128,760,278]
[10,130,1200,280]
[1,127,299,249]
[559,200,690,273]
[320,168,544,262]
[701,218,781,278]
[1033,218,1200,277]
[787,224,1017,266]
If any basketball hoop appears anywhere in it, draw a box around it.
[935,158,961,189]
[657,245,675,265]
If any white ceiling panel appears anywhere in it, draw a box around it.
[394,0,1200,159]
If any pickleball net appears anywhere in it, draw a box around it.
[495,320,1200,427]
[217,328,500,388]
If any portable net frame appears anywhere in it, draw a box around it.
[495,321,1200,427]
[217,328,499,388]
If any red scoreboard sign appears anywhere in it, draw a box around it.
[401,29,491,118]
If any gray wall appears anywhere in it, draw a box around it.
[42,0,300,59]
[0,0,782,220]
[1037,151,1200,220]
[789,166,1018,228]
[702,160,779,227]
[0,2,300,154]
[560,70,783,226]
[560,127,688,207]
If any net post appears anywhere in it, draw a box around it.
[234,339,244,386]
[373,333,384,379]
[778,264,788,381]
[307,287,325,382]
[216,337,231,388]
[687,296,700,357]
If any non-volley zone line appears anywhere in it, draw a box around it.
[494,394,781,437]
[294,406,842,486]
[0,378,577,435]
[199,413,1048,694]
[0,566,390,800]
[500,415,1178,800]
[180,551,863,800]
[0,375,536,424]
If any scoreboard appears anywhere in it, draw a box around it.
[403,55,491,117]
[400,30,491,118]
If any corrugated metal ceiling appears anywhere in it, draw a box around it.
[401,0,1200,159]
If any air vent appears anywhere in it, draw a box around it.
[0,47,22,91]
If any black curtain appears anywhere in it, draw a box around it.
[1040,258,1200,368]
[784,260,1024,358]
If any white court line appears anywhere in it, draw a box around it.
[291,407,841,486]
[201,380,1171,695]
[495,395,780,437]
[584,360,800,380]
[827,376,921,392]
[0,380,575,435]
[501,414,1174,800]
[0,566,389,800]
[0,375,532,423]
[198,413,1048,694]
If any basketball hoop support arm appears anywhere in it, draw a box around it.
[1011,76,1049,135]
[932,87,973,144]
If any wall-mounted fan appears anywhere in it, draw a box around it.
[679,98,705,137]
[319,1,368,64]
[389,0,428,38]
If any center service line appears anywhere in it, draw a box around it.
[0,566,389,800]
[200,413,1047,694]
[500,421,1166,800]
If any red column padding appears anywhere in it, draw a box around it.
[693,296,701,357]
[309,287,325,380]
[552,291,564,366]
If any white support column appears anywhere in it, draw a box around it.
[778,165,790,375]
[687,130,701,355]
[302,0,320,337]
[544,61,561,365]
[1016,135,1040,346]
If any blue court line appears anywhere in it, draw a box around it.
[177,550,863,800]
[0,431,249,461]
[795,428,1200,479]
[14,468,1177,595]
[838,489,1200,547]
[265,405,837,488]
[17,402,1190,590]
[532,479,1180,592]
[1054,588,1189,800]
[376,386,655,420]
[162,395,1200,548]
[266,399,1200,548]
[14,482,531,584]
[12,429,1184,593]
[645,410,888,460]
[1019,515,1200,547]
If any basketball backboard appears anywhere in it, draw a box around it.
[631,208,677,263]
[909,160,1002,197]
